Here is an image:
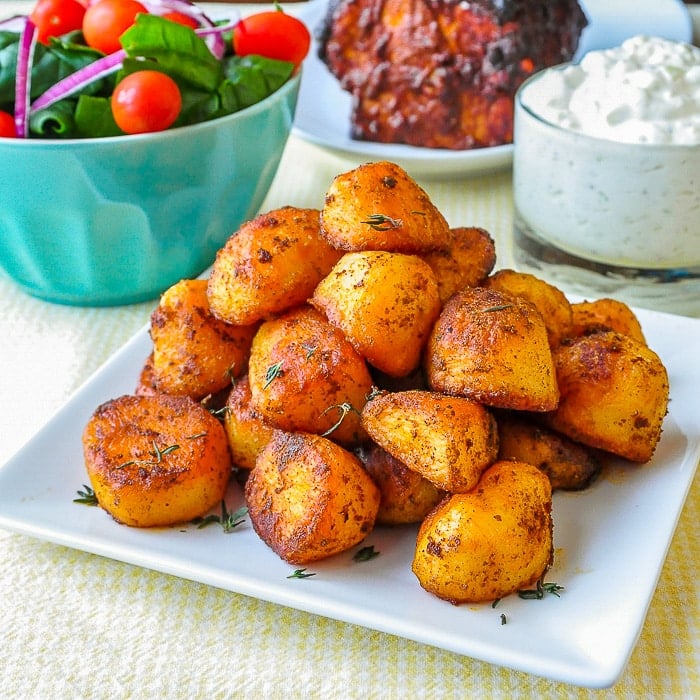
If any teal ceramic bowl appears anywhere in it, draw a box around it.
[0,74,300,306]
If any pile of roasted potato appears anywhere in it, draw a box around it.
[82,160,670,605]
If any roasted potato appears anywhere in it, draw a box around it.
[135,353,157,396]
[247,306,373,445]
[421,226,497,304]
[485,269,573,348]
[149,279,256,399]
[569,298,646,344]
[320,161,451,252]
[426,287,559,411]
[495,412,601,491]
[82,394,231,527]
[412,460,553,604]
[544,331,669,462]
[245,431,380,564]
[207,207,343,326]
[361,390,498,493]
[356,442,445,525]
[222,375,278,471]
[311,250,441,377]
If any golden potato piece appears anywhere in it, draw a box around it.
[495,412,601,491]
[421,227,497,304]
[135,353,157,396]
[544,331,669,462]
[320,161,451,252]
[311,251,441,377]
[356,442,445,525]
[149,279,256,400]
[207,207,343,326]
[426,287,559,411]
[570,298,646,344]
[247,306,373,445]
[361,390,498,493]
[485,269,573,348]
[82,394,231,527]
[223,375,277,471]
[245,431,380,564]
[412,461,553,604]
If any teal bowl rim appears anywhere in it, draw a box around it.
[0,71,301,149]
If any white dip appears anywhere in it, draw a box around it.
[522,35,700,145]
[513,35,700,273]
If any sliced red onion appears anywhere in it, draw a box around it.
[29,50,126,115]
[14,18,37,138]
[144,0,239,59]
[0,14,27,32]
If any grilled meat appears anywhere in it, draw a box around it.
[318,0,587,149]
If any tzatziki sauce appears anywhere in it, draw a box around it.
[522,35,700,145]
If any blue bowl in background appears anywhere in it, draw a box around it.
[0,73,300,306]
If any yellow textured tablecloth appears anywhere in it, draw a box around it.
[1,3,699,697]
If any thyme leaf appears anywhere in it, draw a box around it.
[518,579,564,600]
[500,613,507,625]
[482,304,513,313]
[74,484,98,506]
[263,360,284,389]
[302,343,317,360]
[117,441,180,469]
[361,213,402,231]
[353,545,380,562]
[287,568,316,579]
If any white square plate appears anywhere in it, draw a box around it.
[0,306,698,688]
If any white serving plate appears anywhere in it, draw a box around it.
[289,0,691,178]
[0,305,698,688]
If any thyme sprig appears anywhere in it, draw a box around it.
[194,501,248,533]
[319,402,360,437]
[116,441,180,469]
[518,579,564,600]
[74,484,98,506]
[361,213,402,231]
[287,568,316,579]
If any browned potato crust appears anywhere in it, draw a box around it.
[245,431,380,564]
[149,279,256,400]
[544,331,669,462]
[311,251,441,377]
[426,287,559,411]
[412,461,553,604]
[247,306,373,445]
[570,298,646,344]
[207,207,343,326]
[356,442,445,525]
[421,227,497,304]
[361,390,498,493]
[495,412,601,491]
[223,375,277,470]
[82,394,231,527]
[485,269,573,348]
[135,353,157,396]
[320,161,451,252]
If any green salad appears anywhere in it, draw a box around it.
[0,2,302,139]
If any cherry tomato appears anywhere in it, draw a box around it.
[162,11,199,30]
[111,70,182,134]
[0,111,17,138]
[30,0,86,45]
[82,0,147,55]
[232,10,311,69]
